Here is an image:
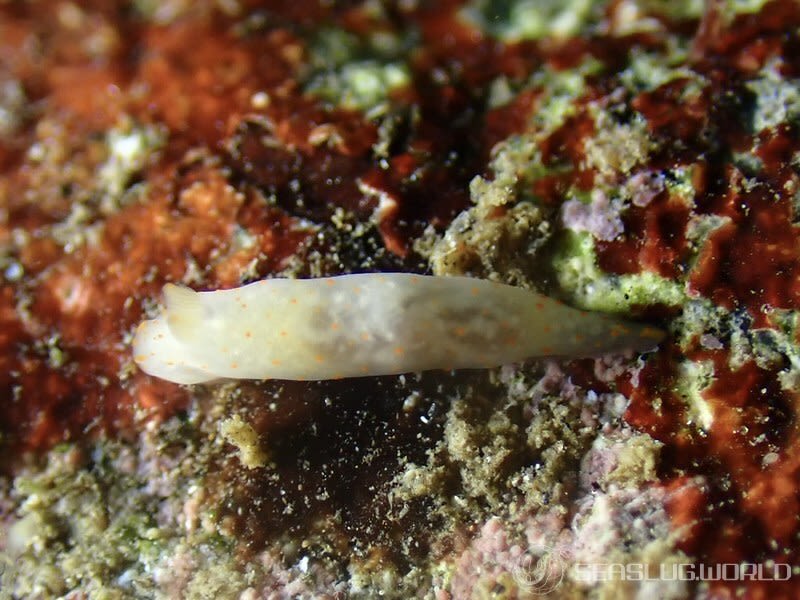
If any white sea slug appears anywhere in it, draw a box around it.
[132,274,663,384]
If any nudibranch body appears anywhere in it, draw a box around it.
[133,274,663,384]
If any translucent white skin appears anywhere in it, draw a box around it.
[132,274,663,384]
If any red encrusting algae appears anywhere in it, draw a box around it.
[546,2,800,595]
[0,159,311,461]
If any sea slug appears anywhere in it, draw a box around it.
[132,274,663,384]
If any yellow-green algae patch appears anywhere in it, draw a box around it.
[552,230,686,312]
[303,26,412,114]
[219,415,270,470]
[0,420,243,599]
[461,0,603,41]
